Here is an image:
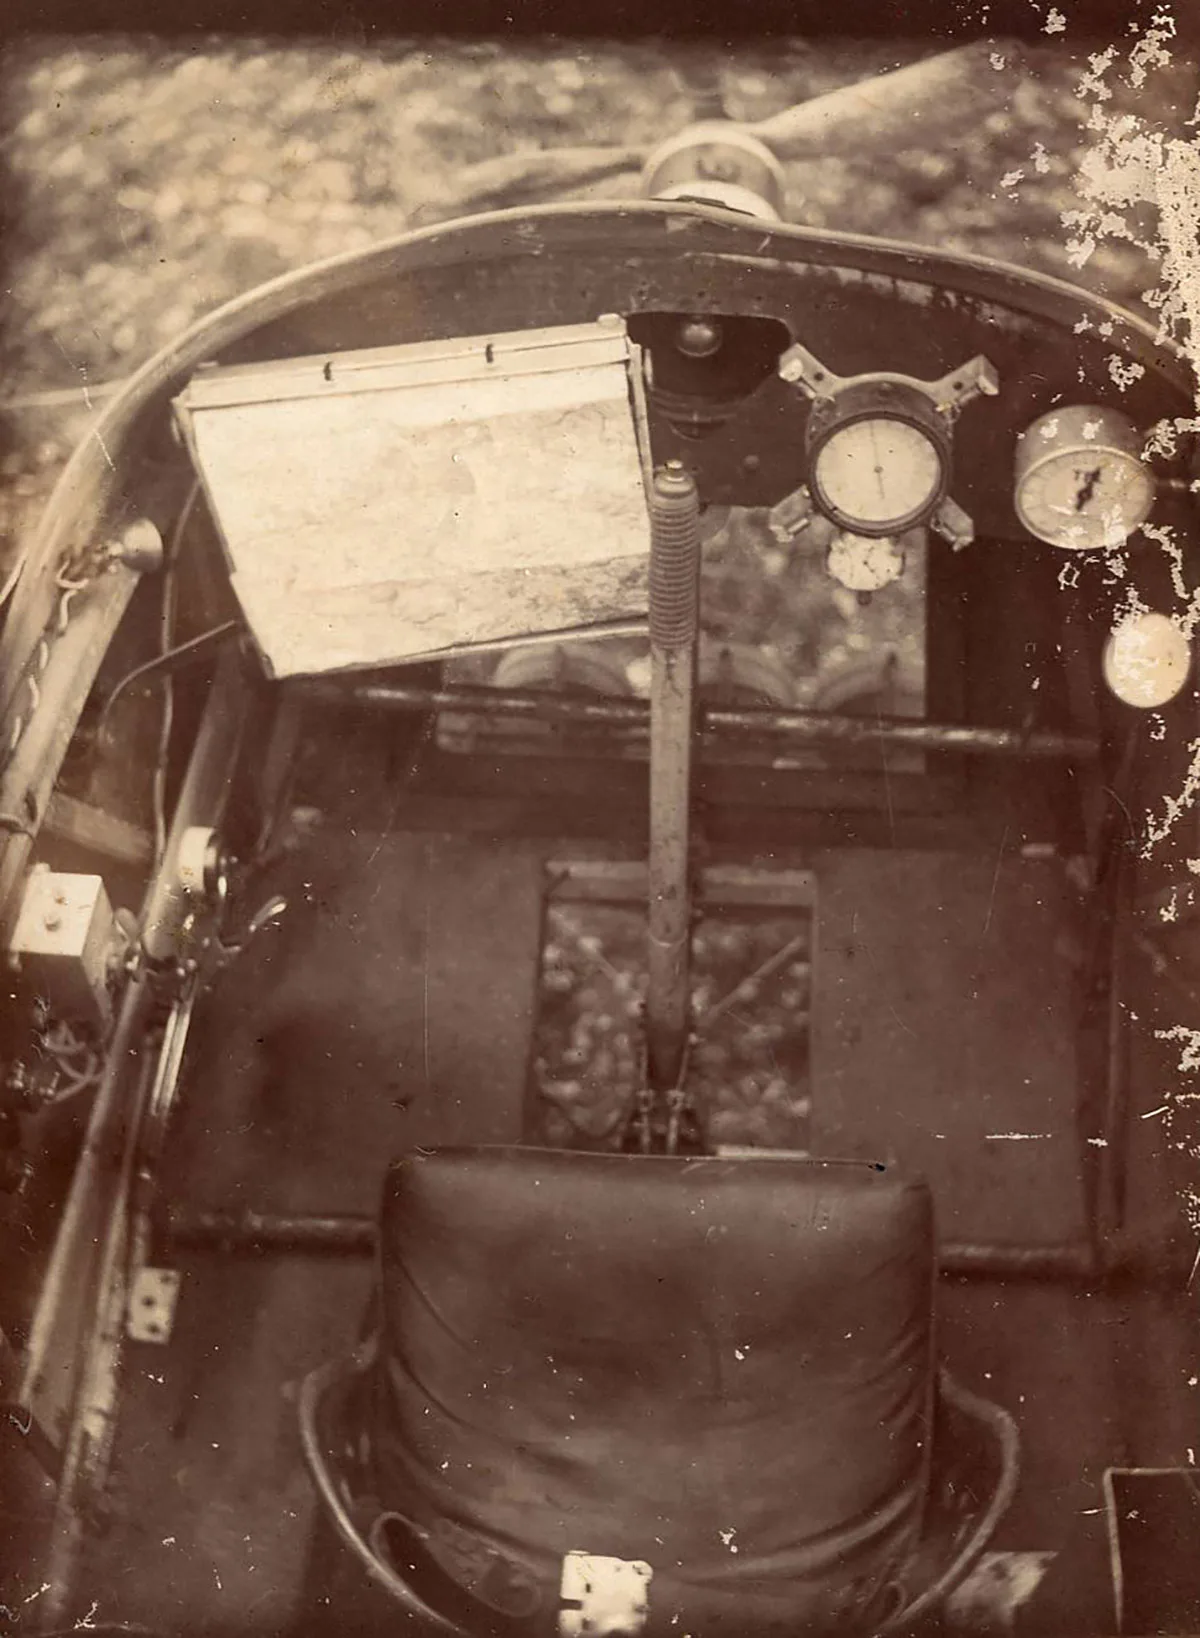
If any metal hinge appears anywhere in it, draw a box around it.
[126,1266,181,1344]
[559,1551,653,1638]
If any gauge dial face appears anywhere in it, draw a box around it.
[812,416,944,535]
[1015,447,1155,551]
[1103,611,1191,709]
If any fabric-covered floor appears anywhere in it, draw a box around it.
[77,827,547,1634]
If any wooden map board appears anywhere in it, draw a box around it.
[174,320,652,677]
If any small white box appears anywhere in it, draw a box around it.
[9,868,115,1026]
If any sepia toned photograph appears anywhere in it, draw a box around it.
[0,14,1198,1635]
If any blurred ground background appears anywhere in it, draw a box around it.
[0,32,1193,577]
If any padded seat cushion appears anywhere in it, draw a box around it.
[371,1147,936,1636]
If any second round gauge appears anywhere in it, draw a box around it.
[811,414,947,537]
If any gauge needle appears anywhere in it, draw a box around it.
[868,420,886,503]
[1073,466,1102,512]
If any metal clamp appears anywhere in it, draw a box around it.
[139,825,232,971]
[931,495,976,549]
[559,1551,653,1638]
[772,344,996,550]
[175,825,229,906]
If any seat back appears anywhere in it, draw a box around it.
[371,1147,936,1636]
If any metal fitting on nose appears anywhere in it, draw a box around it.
[641,122,786,221]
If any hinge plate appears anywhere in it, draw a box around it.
[126,1266,181,1344]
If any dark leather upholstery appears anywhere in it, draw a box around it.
[372,1147,936,1636]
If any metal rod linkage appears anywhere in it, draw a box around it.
[645,463,701,1092]
[295,677,1098,762]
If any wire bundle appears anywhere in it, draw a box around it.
[39,1016,102,1103]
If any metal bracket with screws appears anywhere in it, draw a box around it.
[777,341,999,419]
[126,1265,181,1344]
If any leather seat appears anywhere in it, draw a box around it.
[300,1146,1018,1637]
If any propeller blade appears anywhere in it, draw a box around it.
[750,41,1028,161]
[424,41,1027,219]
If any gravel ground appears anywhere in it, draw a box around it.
[533,905,813,1150]
[0,33,1191,574]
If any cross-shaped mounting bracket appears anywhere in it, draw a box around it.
[771,342,999,550]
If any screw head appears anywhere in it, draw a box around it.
[653,462,697,497]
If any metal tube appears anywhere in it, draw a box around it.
[139,645,251,963]
[168,1208,377,1255]
[37,1015,158,1630]
[938,1241,1100,1282]
[1095,808,1137,1246]
[18,975,155,1462]
[300,677,646,724]
[29,650,252,1628]
[129,977,201,1274]
[164,1211,1153,1287]
[645,464,701,1091]
[297,677,1099,761]
[710,708,1094,758]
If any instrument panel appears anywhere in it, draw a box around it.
[632,306,1186,559]
[220,207,1195,564]
[151,205,1198,723]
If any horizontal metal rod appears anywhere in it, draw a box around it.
[937,1241,1100,1281]
[167,1209,1126,1283]
[168,1209,378,1255]
[295,678,1098,761]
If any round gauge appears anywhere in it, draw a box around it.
[806,382,951,539]
[1102,611,1192,709]
[1014,405,1155,551]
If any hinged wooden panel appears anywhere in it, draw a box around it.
[173,319,653,678]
